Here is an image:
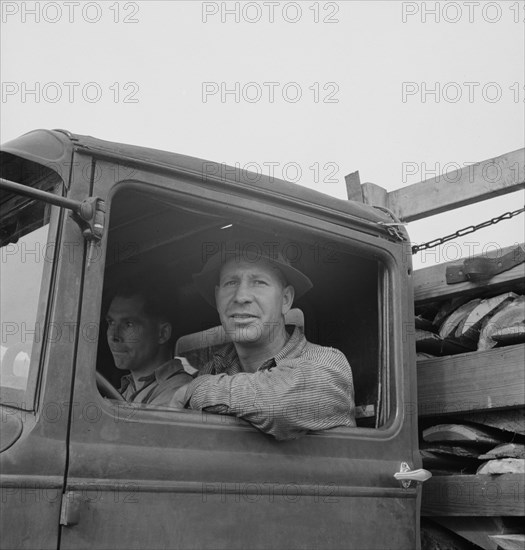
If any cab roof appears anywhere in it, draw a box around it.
[1,128,394,228]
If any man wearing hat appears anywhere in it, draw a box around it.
[172,241,356,440]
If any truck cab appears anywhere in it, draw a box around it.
[1,129,425,550]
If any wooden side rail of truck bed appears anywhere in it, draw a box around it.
[346,148,525,550]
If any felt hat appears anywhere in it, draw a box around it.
[193,241,313,306]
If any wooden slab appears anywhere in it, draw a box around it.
[360,182,387,207]
[479,443,525,460]
[421,519,476,550]
[417,352,437,360]
[416,329,475,355]
[489,534,525,550]
[422,474,525,516]
[439,299,481,339]
[414,244,525,304]
[433,517,509,550]
[423,424,508,445]
[388,148,525,222]
[421,450,478,474]
[492,325,525,345]
[417,344,525,416]
[457,293,517,341]
[417,301,442,322]
[478,296,525,350]
[477,458,525,475]
[432,296,470,329]
[415,315,436,332]
[344,171,363,202]
[421,443,484,458]
[451,408,525,435]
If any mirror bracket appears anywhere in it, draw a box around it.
[0,177,106,243]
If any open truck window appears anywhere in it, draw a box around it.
[96,186,391,429]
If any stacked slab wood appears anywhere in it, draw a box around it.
[416,292,524,357]
[420,420,525,474]
[414,250,525,550]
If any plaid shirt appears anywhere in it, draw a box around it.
[181,327,356,440]
[119,359,193,406]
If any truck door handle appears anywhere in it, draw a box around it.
[60,491,82,526]
[394,462,432,488]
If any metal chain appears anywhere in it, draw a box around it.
[411,206,525,255]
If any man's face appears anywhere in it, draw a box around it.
[215,259,294,345]
[106,294,165,374]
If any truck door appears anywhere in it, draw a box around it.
[61,152,424,550]
[0,135,87,550]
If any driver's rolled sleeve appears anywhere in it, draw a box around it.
[179,327,355,440]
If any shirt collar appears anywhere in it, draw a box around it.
[273,325,306,362]
[119,358,184,393]
[211,343,239,374]
[212,325,306,373]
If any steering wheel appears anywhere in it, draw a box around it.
[96,371,124,401]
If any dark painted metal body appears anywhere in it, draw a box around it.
[0,130,420,550]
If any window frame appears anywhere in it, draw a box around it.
[83,166,407,440]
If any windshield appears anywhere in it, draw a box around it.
[0,205,51,399]
[0,151,61,406]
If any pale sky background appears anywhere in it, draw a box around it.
[1,0,524,269]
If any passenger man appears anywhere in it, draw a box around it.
[106,281,193,406]
[172,242,356,440]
